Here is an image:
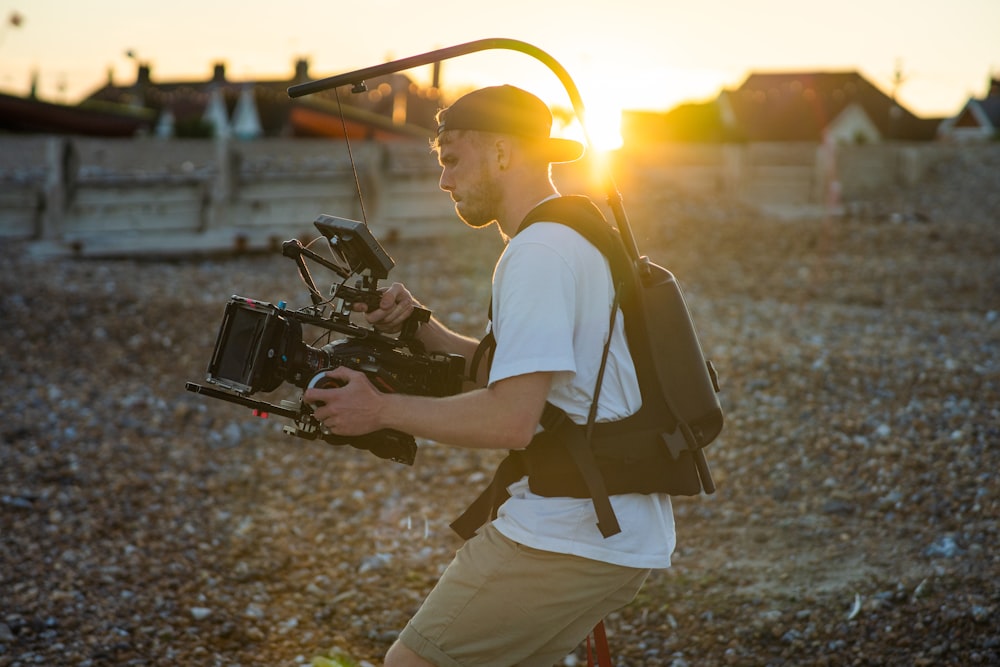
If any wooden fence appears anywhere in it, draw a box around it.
[0,135,979,258]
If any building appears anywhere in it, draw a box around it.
[937,77,1000,142]
[622,71,942,145]
[84,59,442,140]
[1,59,443,140]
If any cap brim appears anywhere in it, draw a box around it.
[545,137,586,163]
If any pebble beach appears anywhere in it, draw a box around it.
[2,148,998,666]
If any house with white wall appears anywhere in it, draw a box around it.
[938,78,1000,142]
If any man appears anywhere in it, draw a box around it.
[304,85,675,666]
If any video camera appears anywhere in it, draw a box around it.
[185,215,466,465]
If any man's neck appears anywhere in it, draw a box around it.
[496,186,560,238]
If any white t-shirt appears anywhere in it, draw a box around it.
[487,220,676,569]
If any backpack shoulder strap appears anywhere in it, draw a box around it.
[517,196,633,291]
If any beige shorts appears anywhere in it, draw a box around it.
[398,523,650,667]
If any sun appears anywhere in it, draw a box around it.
[581,101,625,152]
[554,99,624,154]
[545,63,736,154]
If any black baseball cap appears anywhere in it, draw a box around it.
[436,85,585,163]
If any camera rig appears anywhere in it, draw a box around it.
[185,215,466,465]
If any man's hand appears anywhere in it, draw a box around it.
[303,367,385,436]
[356,282,419,335]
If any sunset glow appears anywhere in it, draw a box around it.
[0,0,997,123]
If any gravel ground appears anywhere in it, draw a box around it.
[2,149,999,666]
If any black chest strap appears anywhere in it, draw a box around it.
[449,449,525,539]
[449,401,624,540]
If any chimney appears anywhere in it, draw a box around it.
[989,77,1000,98]
[213,63,226,84]
[130,64,151,108]
[294,58,309,83]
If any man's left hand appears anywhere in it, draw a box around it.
[303,367,385,435]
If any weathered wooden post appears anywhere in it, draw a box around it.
[40,137,77,241]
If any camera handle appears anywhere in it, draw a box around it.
[283,238,430,340]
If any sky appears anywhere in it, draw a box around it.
[1,0,998,144]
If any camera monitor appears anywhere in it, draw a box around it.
[314,215,394,280]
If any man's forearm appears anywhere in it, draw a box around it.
[379,372,552,450]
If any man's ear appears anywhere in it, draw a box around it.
[494,137,512,171]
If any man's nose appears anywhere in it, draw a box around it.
[439,172,453,193]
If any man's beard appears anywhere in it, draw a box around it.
[454,169,501,229]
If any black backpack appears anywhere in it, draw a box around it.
[451,196,722,539]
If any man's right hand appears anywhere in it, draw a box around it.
[357,282,419,335]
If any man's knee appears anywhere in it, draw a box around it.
[384,639,435,667]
